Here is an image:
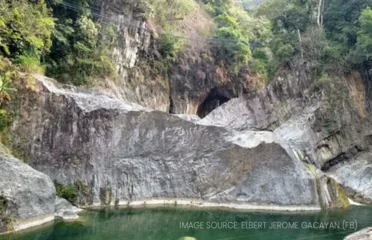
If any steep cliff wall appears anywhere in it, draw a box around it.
[4,75,347,210]
[90,0,260,115]
[200,68,372,204]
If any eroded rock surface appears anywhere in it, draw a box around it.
[55,197,82,220]
[89,0,260,115]
[345,228,372,240]
[0,152,55,233]
[328,153,372,204]
[6,75,332,209]
[198,71,372,204]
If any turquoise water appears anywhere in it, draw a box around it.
[1,206,372,240]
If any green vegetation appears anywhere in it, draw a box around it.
[158,32,185,61]
[354,7,372,64]
[0,196,13,232]
[0,58,18,133]
[0,0,370,91]
[0,0,54,62]
[75,180,92,206]
[45,0,117,85]
[142,0,197,24]
[256,0,372,82]
[0,196,7,213]
[0,0,117,86]
[203,0,270,76]
[141,0,196,63]
[55,182,79,205]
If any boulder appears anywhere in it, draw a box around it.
[328,153,372,204]
[0,153,55,233]
[345,228,372,240]
[55,197,82,220]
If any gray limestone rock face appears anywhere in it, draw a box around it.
[345,228,372,240]
[88,0,261,115]
[199,71,372,205]
[8,76,323,209]
[55,197,82,220]
[328,153,372,204]
[0,153,55,233]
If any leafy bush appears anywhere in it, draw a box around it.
[214,26,251,73]
[275,44,295,63]
[256,0,372,82]
[212,14,251,74]
[46,3,117,85]
[159,33,184,61]
[55,182,78,205]
[203,0,270,77]
[15,55,45,74]
[142,0,197,24]
[354,7,372,64]
[0,109,12,132]
[0,0,54,59]
[0,58,17,106]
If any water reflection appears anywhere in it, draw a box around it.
[1,206,372,240]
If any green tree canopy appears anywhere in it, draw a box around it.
[354,7,372,63]
[0,0,54,59]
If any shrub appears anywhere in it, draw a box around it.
[214,26,251,74]
[142,0,197,24]
[0,58,17,106]
[0,0,54,59]
[159,33,185,61]
[15,55,45,74]
[55,182,78,205]
[275,44,295,64]
[251,59,268,82]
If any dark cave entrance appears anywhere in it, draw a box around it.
[197,88,231,118]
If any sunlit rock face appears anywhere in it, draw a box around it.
[7,75,329,209]
[199,70,372,204]
[55,197,82,220]
[90,0,170,112]
[0,153,55,233]
[328,153,372,204]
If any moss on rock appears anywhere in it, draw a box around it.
[0,196,14,232]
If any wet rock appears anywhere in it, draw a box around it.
[345,227,372,240]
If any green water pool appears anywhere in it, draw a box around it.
[1,206,372,240]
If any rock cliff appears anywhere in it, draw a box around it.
[200,69,372,204]
[1,0,371,236]
[3,74,347,211]
[90,0,259,115]
[0,151,55,233]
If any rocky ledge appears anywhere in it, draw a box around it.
[55,197,82,220]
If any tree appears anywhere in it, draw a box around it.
[142,0,196,24]
[354,7,372,63]
[0,0,54,59]
[46,1,117,85]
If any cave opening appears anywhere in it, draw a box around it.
[197,88,231,118]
